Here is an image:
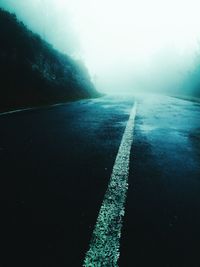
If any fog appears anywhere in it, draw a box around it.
[1,0,200,94]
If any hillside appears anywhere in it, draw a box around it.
[0,8,99,111]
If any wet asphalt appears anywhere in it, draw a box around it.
[120,94,200,267]
[0,94,200,266]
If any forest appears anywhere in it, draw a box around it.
[0,8,99,111]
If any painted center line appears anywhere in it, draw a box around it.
[83,102,137,267]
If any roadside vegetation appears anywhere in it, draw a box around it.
[0,8,99,112]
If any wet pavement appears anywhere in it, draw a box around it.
[0,94,200,266]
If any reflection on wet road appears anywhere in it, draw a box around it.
[0,94,200,267]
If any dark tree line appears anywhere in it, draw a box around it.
[0,8,99,111]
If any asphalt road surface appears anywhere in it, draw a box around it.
[0,94,200,267]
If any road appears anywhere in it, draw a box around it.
[0,94,200,267]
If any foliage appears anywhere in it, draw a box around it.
[0,8,99,110]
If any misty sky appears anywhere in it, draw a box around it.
[1,0,200,93]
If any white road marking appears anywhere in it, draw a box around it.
[83,102,137,267]
[0,103,65,117]
[0,107,34,116]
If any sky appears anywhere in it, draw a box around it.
[1,0,200,93]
